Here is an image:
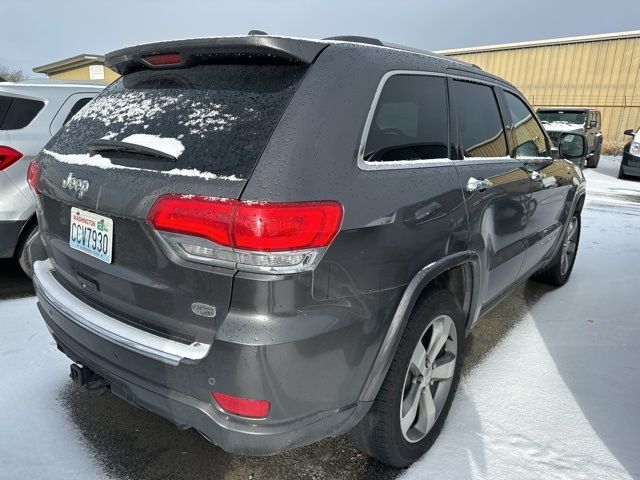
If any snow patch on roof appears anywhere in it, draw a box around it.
[121,134,185,159]
[43,149,244,182]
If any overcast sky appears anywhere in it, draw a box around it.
[2,0,638,77]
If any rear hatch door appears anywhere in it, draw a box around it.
[36,51,310,347]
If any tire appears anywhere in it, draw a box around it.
[618,164,630,180]
[16,223,39,278]
[532,213,580,286]
[589,142,601,168]
[347,289,464,467]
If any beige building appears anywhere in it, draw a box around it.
[33,54,119,84]
[437,30,640,150]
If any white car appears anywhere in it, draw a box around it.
[0,79,104,274]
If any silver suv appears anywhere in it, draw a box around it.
[0,79,103,274]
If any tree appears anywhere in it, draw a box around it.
[0,65,28,82]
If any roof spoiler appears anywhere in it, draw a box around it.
[105,36,329,75]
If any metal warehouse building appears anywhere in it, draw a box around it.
[437,30,640,151]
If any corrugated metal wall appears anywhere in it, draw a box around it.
[447,35,640,150]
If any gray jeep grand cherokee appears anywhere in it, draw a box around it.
[28,35,587,467]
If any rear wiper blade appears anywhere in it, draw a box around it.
[86,139,177,161]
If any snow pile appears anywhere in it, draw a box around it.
[43,149,244,182]
[120,134,185,159]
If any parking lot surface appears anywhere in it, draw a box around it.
[1,156,638,479]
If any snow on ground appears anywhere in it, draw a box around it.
[0,298,113,480]
[584,155,640,214]
[403,156,640,480]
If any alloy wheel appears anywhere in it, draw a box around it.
[560,216,579,276]
[400,314,457,443]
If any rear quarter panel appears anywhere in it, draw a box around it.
[242,44,469,298]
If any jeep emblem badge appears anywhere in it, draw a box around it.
[62,172,89,198]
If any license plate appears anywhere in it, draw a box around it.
[69,208,113,263]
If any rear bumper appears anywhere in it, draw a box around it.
[0,220,26,257]
[33,260,210,365]
[33,259,379,455]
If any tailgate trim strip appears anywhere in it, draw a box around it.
[33,260,210,366]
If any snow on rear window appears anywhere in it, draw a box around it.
[120,134,185,158]
[45,64,307,179]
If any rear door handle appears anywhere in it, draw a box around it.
[465,177,493,193]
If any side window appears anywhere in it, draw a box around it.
[364,75,448,162]
[504,91,548,158]
[0,95,45,130]
[452,81,507,158]
[63,97,92,125]
[0,96,11,126]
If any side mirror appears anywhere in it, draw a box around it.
[589,120,598,128]
[624,129,636,137]
[558,132,587,160]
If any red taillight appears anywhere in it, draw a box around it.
[27,160,41,194]
[149,196,235,246]
[233,202,343,251]
[0,146,23,171]
[212,392,271,418]
[143,53,183,66]
[147,195,343,252]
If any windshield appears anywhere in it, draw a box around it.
[46,63,307,180]
[538,110,587,125]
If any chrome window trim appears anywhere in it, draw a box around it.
[357,70,451,171]
[357,70,530,172]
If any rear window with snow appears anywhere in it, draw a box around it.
[46,64,307,179]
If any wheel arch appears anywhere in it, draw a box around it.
[16,213,38,254]
[575,191,586,214]
[358,250,481,403]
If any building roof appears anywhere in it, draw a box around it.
[32,54,105,74]
[435,30,640,55]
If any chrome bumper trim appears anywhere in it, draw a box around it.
[33,259,210,366]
